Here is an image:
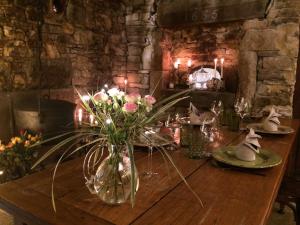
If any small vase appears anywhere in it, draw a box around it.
[93,144,139,205]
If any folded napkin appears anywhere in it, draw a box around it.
[262,107,281,131]
[235,128,262,161]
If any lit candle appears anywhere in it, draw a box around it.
[188,74,193,84]
[214,58,218,78]
[124,78,128,93]
[78,108,83,126]
[187,59,192,68]
[220,58,224,79]
[174,59,181,69]
[89,114,94,125]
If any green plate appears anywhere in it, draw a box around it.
[247,123,294,135]
[212,146,282,169]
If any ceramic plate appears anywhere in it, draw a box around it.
[212,146,282,169]
[247,123,294,135]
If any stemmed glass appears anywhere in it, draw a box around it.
[234,97,251,130]
[210,100,224,128]
[143,128,159,179]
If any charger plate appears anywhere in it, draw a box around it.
[247,123,294,135]
[212,146,282,169]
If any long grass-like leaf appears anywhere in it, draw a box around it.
[145,96,189,124]
[32,133,92,169]
[153,89,190,109]
[127,143,136,207]
[161,149,204,207]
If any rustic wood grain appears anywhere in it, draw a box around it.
[0,121,298,225]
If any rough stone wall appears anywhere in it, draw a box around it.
[239,0,300,116]
[157,0,299,116]
[161,22,243,92]
[120,0,162,96]
[0,0,126,100]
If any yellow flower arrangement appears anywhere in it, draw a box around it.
[0,130,41,183]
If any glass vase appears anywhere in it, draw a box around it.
[93,144,139,205]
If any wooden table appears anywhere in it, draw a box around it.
[0,120,299,225]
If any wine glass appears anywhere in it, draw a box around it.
[143,128,159,180]
[165,114,181,148]
[234,97,251,130]
[210,100,224,128]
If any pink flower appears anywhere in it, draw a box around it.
[123,102,138,113]
[93,92,108,102]
[144,95,156,105]
[125,93,141,103]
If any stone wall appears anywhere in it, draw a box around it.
[161,22,243,92]
[157,0,299,116]
[239,0,300,116]
[0,0,126,101]
[120,0,163,96]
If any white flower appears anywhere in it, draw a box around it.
[107,88,120,97]
[117,91,125,99]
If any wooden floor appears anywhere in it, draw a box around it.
[0,204,295,225]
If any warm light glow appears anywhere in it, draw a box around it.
[221,58,224,64]
[78,109,83,123]
[106,118,112,124]
[187,59,192,68]
[124,79,128,85]
[0,170,4,175]
[214,58,218,65]
[81,95,90,101]
[174,59,181,69]
[104,84,108,89]
[89,114,94,125]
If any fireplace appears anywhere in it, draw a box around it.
[123,0,300,117]
[0,0,299,141]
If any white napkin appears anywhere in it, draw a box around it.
[266,107,281,125]
[242,128,262,153]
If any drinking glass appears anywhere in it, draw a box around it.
[142,129,159,179]
[234,97,251,130]
[210,100,224,128]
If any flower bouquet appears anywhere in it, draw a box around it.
[0,130,41,183]
[32,87,203,210]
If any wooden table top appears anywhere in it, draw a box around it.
[0,119,299,225]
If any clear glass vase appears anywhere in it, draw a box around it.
[93,144,139,205]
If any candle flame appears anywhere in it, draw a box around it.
[187,59,192,67]
[78,108,83,122]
